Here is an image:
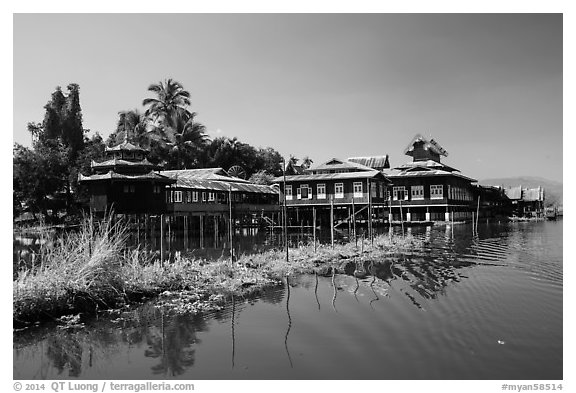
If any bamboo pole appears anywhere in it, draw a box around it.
[399,199,405,237]
[368,178,373,246]
[330,197,335,248]
[476,195,480,232]
[282,158,288,262]
[160,214,164,265]
[229,185,234,265]
[352,198,357,247]
[313,207,317,253]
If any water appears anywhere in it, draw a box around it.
[13,221,563,380]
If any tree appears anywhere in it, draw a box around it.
[13,143,69,221]
[301,156,314,169]
[108,109,151,147]
[142,79,192,129]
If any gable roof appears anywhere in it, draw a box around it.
[105,140,147,153]
[273,170,390,183]
[347,155,390,170]
[308,158,375,173]
[404,134,448,157]
[394,159,459,173]
[161,168,250,183]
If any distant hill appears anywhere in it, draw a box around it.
[479,176,563,207]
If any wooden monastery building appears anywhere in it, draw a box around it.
[273,158,391,228]
[383,134,478,223]
[78,138,175,214]
[79,138,280,224]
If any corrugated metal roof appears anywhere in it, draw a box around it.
[394,160,458,173]
[273,170,388,183]
[170,177,278,194]
[386,169,476,182]
[308,158,375,173]
[78,170,174,183]
[161,168,251,183]
[504,186,523,200]
[347,155,389,169]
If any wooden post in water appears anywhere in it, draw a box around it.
[352,198,357,247]
[399,199,405,237]
[200,215,204,248]
[229,185,234,265]
[160,214,164,266]
[214,215,219,249]
[476,195,480,232]
[368,178,373,246]
[313,207,317,253]
[282,157,289,262]
[330,197,335,248]
[348,207,351,239]
[472,211,475,235]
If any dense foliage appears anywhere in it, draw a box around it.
[14,79,296,221]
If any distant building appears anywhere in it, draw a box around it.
[504,186,545,217]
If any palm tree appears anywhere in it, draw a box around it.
[167,110,210,169]
[115,109,151,147]
[301,156,314,169]
[142,79,192,129]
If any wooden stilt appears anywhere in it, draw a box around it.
[313,207,317,253]
[160,214,164,265]
[330,197,335,248]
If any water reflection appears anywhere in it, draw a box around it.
[14,222,563,380]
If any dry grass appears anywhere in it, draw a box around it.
[14,215,422,326]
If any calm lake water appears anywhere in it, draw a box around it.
[13,220,563,380]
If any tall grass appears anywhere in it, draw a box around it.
[14,215,129,324]
[14,214,423,326]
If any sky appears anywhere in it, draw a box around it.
[13,13,563,182]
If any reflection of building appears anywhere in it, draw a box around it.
[383,134,477,222]
[78,137,174,214]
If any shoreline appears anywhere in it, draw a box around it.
[13,225,423,330]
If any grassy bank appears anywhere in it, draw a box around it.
[13,216,423,327]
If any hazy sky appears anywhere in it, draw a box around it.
[13,13,563,182]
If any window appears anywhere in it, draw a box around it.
[153,185,162,194]
[317,183,326,199]
[299,184,311,199]
[379,184,384,198]
[371,183,377,198]
[430,185,444,199]
[353,182,363,198]
[186,191,191,203]
[335,183,344,199]
[411,185,424,200]
[174,191,183,203]
[393,186,408,201]
[285,185,293,201]
[192,191,199,202]
[123,184,135,193]
[208,192,215,202]
[202,192,207,202]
